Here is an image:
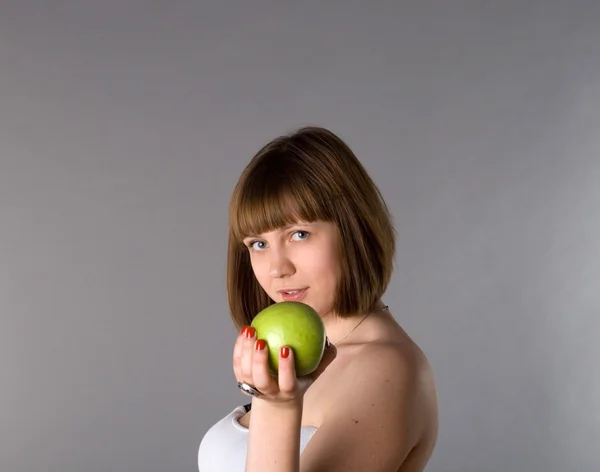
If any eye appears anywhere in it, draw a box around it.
[291,230,310,241]
[247,240,267,251]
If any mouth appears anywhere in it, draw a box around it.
[277,287,309,302]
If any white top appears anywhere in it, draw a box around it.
[198,405,318,471]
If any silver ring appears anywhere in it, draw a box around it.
[237,381,262,398]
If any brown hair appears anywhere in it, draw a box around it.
[227,126,396,329]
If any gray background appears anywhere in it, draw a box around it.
[2,1,599,471]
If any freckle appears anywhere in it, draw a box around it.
[354,420,359,424]
[372,403,375,407]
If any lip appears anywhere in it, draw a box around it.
[277,287,308,302]
[277,287,308,293]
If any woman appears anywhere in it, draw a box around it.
[198,126,438,471]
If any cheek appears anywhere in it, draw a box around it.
[249,255,269,285]
[309,251,339,287]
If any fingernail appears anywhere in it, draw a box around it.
[240,326,249,336]
[280,346,290,358]
[255,339,266,351]
[245,327,256,339]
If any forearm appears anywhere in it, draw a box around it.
[245,398,303,472]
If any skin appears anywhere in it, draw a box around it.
[233,220,439,472]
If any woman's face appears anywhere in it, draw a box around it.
[242,220,340,317]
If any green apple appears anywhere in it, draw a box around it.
[251,301,326,377]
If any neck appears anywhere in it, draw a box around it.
[321,300,388,345]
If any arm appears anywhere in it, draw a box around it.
[233,327,335,472]
[246,398,303,472]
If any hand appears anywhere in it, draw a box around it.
[233,326,337,404]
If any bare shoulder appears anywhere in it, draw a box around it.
[341,340,437,416]
[349,339,429,376]
[301,340,438,470]
[334,340,438,449]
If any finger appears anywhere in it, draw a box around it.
[252,339,277,394]
[240,326,256,380]
[232,326,249,380]
[277,346,298,395]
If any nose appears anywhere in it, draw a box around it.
[269,247,295,278]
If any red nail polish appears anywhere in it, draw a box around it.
[245,327,256,339]
[240,326,248,336]
[280,346,290,358]
[255,339,266,351]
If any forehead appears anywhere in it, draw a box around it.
[229,165,336,243]
[246,222,342,244]
[243,219,316,238]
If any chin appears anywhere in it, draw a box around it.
[303,301,327,316]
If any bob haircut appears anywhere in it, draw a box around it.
[227,126,396,329]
